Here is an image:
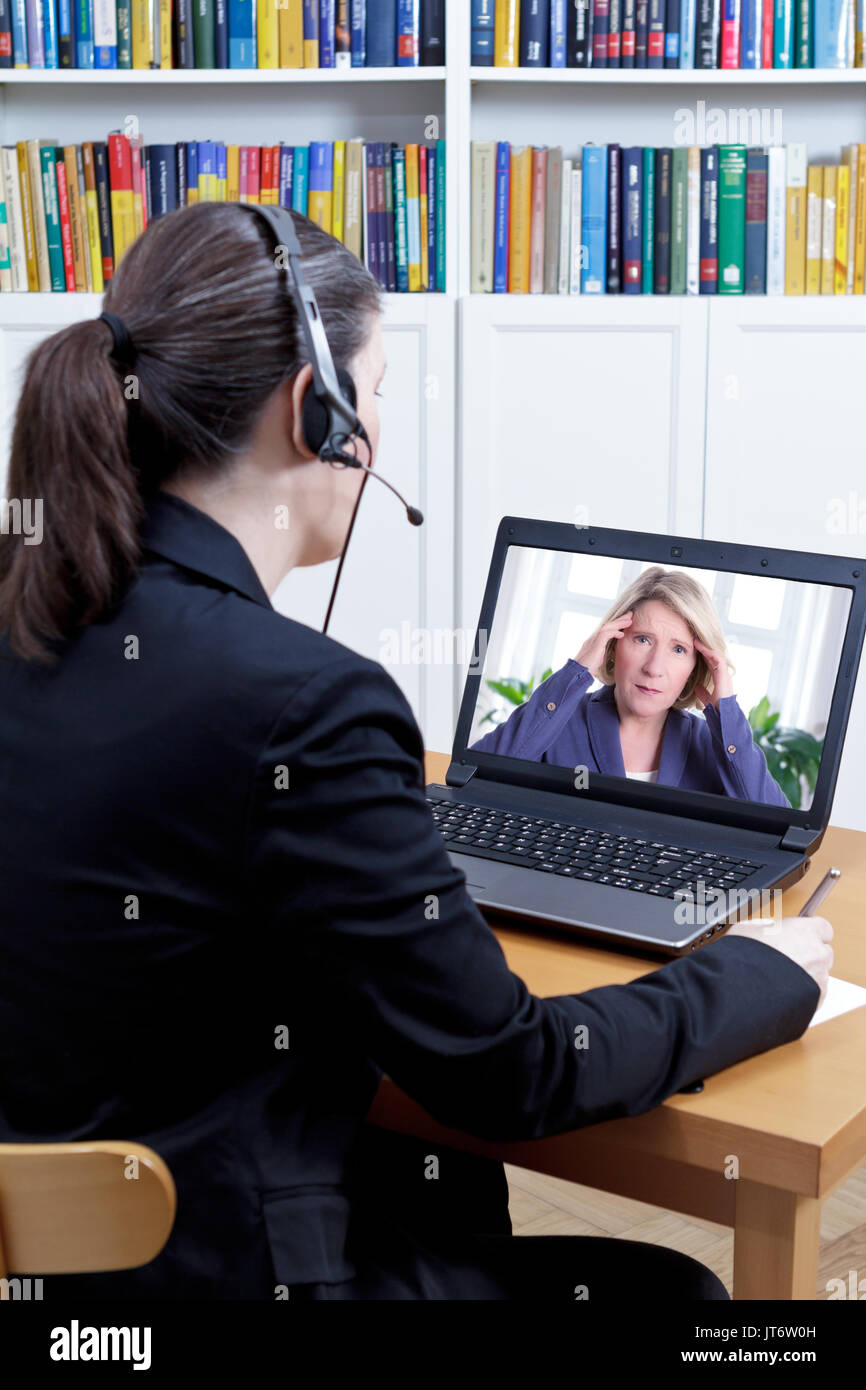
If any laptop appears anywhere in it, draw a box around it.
[426,517,866,956]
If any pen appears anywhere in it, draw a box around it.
[798,867,841,917]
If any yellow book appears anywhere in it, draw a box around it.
[494,0,520,66]
[835,164,850,293]
[805,165,823,294]
[303,13,319,66]
[854,145,866,293]
[131,0,154,68]
[308,145,332,232]
[159,0,171,67]
[419,151,429,289]
[820,167,836,294]
[82,143,104,294]
[227,146,240,202]
[259,0,279,66]
[785,142,807,294]
[844,143,858,291]
[16,143,39,291]
[130,137,145,236]
[343,138,364,259]
[406,144,421,291]
[279,0,304,65]
[332,141,346,243]
[509,146,532,293]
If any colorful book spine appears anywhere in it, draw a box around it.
[581,143,607,293]
[806,163,823,292]
[405,142,421,290]
[396,0,419,65]
[699,145,718,293]
[641,144,654,290]
[308,140,333,233]
[392,144,409,290]
[774,0,795,64]
[623,145,643,291]
[720,0,741,65]
[718,143,746,293]
[653,146,671,291]
[744,147,767,292]
[509,145,532,290]
[785,141,807,293]
[494,140,510,292]
[670,145,688,293]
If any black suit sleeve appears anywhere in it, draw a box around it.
[246,655,820,1143]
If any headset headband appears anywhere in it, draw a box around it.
[237,202,361,453]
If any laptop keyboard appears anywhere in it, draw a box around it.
[427,795,764,897]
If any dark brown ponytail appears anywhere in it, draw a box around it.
[0,202,383,662]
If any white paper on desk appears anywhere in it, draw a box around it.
[807,976,866,1028]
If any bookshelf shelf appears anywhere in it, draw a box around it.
[0,67,447,85]
[469,67,866,86]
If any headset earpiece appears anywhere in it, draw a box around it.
[301,366,358,458]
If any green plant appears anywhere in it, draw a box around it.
[747,695,824,810]
[480,668,554,725]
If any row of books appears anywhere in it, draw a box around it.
[471,139,866,293]
[471,0,864,68]
[0,136,446,291]
[0,0,444,69]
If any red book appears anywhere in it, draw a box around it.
[720,0,742,66]
[271,145,281,202]
[54,155,76,291]
[761,0,774,66]
[248,147,261,203]
[261,147,273,202]
[129,135,146,231]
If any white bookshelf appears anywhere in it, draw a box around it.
[2,1,866,824]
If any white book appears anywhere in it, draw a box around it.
[569,166,582,295]
[470,141,496,293]
[686,146,700,294]
[766,145,786,296]
[1,147,28,292]
[558,158,572,295]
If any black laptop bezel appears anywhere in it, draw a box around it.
[448,518,866,839]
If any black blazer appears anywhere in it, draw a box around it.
[0,491,820,1297]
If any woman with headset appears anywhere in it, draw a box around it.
[0,203,832,1301]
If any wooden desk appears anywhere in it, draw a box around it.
[366,750,866,1300]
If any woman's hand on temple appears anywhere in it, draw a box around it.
[575,611,634,676]
[693,638,734,710]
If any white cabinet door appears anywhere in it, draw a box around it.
[705,297,866,832]
[0,292,456,752]
[458,294,709,650]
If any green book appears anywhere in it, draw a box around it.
[436,138,446,291]
[794,0,811,66]
[194,0,216,68]
[40,148,66,292]
[718,145,747,295]
[671,147,688,295]
[641,147,654,295]
[117,0,132,68]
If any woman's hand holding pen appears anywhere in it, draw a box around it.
[693,639,734,710]
[575,611,634,676]
[726,917,834,1007]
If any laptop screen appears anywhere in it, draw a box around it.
[466,546,853,815]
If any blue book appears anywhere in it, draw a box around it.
[744,148,767,293]
[581,145,608,294]
[366,0,396,63]
[773,0,794,64]
[42,0,59,65]
[435,138,446,290]
[279,146,295,207]
[74,0,94,67]
[550,0,567,64]
[383,143,397,289]
[217,142,227,193]
[813,0,850,64]
[740,0,761,64]
[699,145,718,294]
[186,143,199,202]
[215,0,228,66]
[292,145,309,213]
[320,0,335,65]
[664,0,681,63]
[520,0,550,64]
[229,0,256,66]
[303,0,319,60]
[472,0,495,63]
[622,147,643,292]
[10,0,28,66]
[147,145,179,217]
[309,140,333,211]
[494,141,510,292]
[641,146,654,291]
[397,0,419,64]
[350,0,366,63]
[198,141,216,199]
[679,0,696,63]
